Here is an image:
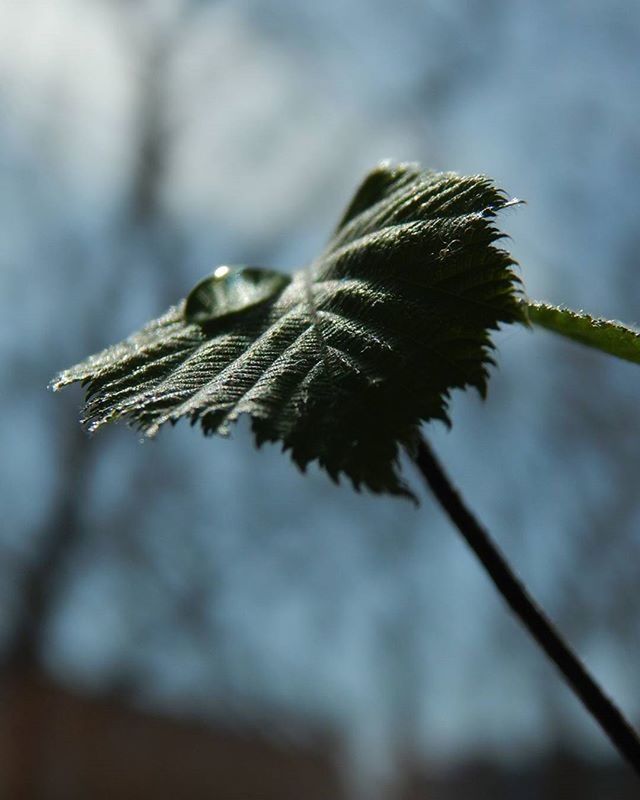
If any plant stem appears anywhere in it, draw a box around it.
[413,434,640,777]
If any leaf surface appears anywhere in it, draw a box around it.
[52,163,523,498]
[526,302,640,364]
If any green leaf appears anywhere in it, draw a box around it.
[525,302,640,364]
[52,163,523,498]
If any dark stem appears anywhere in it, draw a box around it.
[413,434,640,777]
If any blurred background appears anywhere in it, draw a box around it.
[1,1,639,797]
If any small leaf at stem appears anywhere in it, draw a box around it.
[525,301,640,364]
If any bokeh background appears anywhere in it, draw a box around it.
[1,1,640,798]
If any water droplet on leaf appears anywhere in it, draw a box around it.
[184,266,291,325]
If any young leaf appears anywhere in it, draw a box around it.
[525,302,640,364]
[52,163,523,498]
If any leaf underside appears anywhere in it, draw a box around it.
[52,162,523,499]
[525,302,640,365]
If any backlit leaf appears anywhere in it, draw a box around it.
[525,302,640,364]
[52,163,523,498]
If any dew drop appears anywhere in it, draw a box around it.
[184,265,291,325]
